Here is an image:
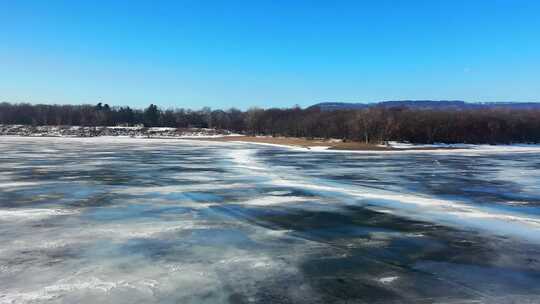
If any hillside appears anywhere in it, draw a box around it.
[311,100,540,111]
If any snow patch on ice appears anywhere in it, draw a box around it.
[0,208,77,221]
[240,195,311,206]
[378,276,399,284]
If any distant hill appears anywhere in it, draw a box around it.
[308,102,369,111]
[310,100,540,111]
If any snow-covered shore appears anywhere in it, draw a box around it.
[0,125,241,138]
[2,125,540,154]
[227,139,540,154]
[381,141,540,154]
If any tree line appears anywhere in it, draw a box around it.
[1,102,539,144]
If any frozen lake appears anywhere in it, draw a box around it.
[1,137,540,303]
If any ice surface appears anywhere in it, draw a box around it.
[1,137,540,303]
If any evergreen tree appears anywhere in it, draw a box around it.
[144,104,160,127]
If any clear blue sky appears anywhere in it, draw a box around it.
[1,0,539,109]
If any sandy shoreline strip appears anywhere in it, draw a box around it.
[199,136,393,151]
[196,136,540,154]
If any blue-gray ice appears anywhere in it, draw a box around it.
[1,137,540,303]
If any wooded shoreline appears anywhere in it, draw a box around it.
[2,102,540,145]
